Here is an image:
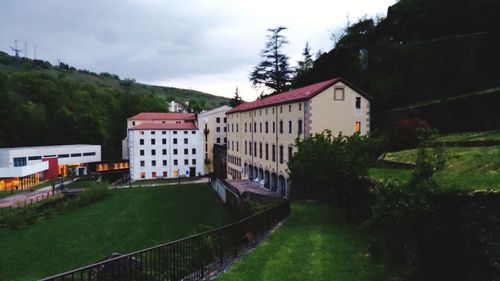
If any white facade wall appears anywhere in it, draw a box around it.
[128,129,203,181]
[0,161,49,178]
[0,145,101,168]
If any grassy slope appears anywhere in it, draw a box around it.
[218,202,389,281]
[0,52,229,109]
[371,133,500,190]
[0,184,232,281]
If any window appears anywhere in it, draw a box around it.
[265,122,268,133]
[184,148,188,155]
[140,139,144,145]
[254,122,256,132]
[162,149,167,155]
[236,123,239,132]
[184,159,189,165]
[254,142,257,157]
[174,159,178,165]
[288,120,292,134]
[152,160,156,166]
[216,127,220,132]
[140,172,145,179]
[162,131,166,135]
[273,122,275,133]
[163,160,167,166]
[224,126,227,132]
[280,106,283,113]
[151,149,156,156]
[140,150,144,156]
[265,143,269,160]
[272,107,275,114]
[224,117,227,123]
[152,171,157,178]
[140,131,144,135]
[224,137,227,143]
[355,122,361,133]
[173,138,178,144]
[13,157,27,167]
[174,131,177,134]
[184,131,188,134]
[245,123,247,132]
[163,171,168,177]
[83,152,96,156]
[184,138,188,144]
[216,117,220,123]
[249,141,252,155]
[279,145,284,164]
[259,122,262,133]
[355,97,361,109]
[299,103,302,111]
[192,131,195,134]
[140,160,145,167]
[28,156,42,161]
[192,148,196,154]
[151,131,155,135]
[279,120,283,134]
[58,154,69,158]
[272,145,276,162]
[259,142,262,159]
[162,138,166,145]
[70,153,81,157]
[151,139,155,145]
[289,105,291,112]
[173,149,178,155]
[334,87,345,100]
[192,159,196,165]
[298,120,303,135]
[236,142,239,152]
[245,141,247,155]
[216,137,221,143]
[288,147,293,162]
[132,121,136,126]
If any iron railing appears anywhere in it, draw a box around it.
[39,200,290,281]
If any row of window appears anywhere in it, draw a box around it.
[215,137,227,144]
[139,148,196,156]
[14,152,97,167]
[227,103,303,120]
[215,117,227,124]
[228,119,303,135]
[228,167,241,179]
[139,171,168,179]
[215,126,227,133]
[228,155,241,166]
[138,130,196,135]
[139,138,191,145]
[139,158,196,167]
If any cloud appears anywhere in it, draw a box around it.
[0,0,396,99]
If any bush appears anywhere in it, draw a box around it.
[388,118,433,150]
[4,214,24,230]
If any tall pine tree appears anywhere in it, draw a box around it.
[295,42,314,77]
[250,26,292,96]
[229,87,244,107]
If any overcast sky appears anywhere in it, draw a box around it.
[0,0,396,101]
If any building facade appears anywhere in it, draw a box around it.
[126,113,203,181]
[225,78,371,197]
[0,144,101,191]
[197,105,231,175]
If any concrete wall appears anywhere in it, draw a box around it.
[198,105,231,174]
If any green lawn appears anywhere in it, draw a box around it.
[218,202,390,281]
[0,184,232,281]
[374,145,500,190]
[129,176,201,186]
[435,130,500,143]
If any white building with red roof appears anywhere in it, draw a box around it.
[225,78,371,197]
[124,112,203,181]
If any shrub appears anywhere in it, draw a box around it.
[4,214,24,230]
[388,118,433,150]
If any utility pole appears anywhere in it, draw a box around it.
[9,40,23,69]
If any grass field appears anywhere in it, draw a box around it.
[373,145,500,190]
[435,130,500,143]
[0,184,232,281]
[218,202,390,281]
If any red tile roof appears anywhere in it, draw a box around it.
[128,112,196,121]
[227,78,370,114]
[129,122,198,130]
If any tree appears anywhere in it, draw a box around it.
[229,87,244,107]
[249,26,292,95]
[295,42,314,78]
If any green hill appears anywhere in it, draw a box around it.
[0,51,229,159]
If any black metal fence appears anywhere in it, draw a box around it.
[39,200,290,281]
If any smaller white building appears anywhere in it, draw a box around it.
[0,144,101,191]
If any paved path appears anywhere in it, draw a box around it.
[0,179,75,208]
[114,177,209,189]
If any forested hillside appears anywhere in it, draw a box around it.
[0,52,229,159]
[293,0,500,131]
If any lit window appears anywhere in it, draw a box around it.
[355,122,361,133]
[334,88,345,100]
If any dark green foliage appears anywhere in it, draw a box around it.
[250,26,293,94]
[0,51,229,158]
[387,118,433,150]
[228,87,243,107]
[293,0,500,118]
[288,130,385,219]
